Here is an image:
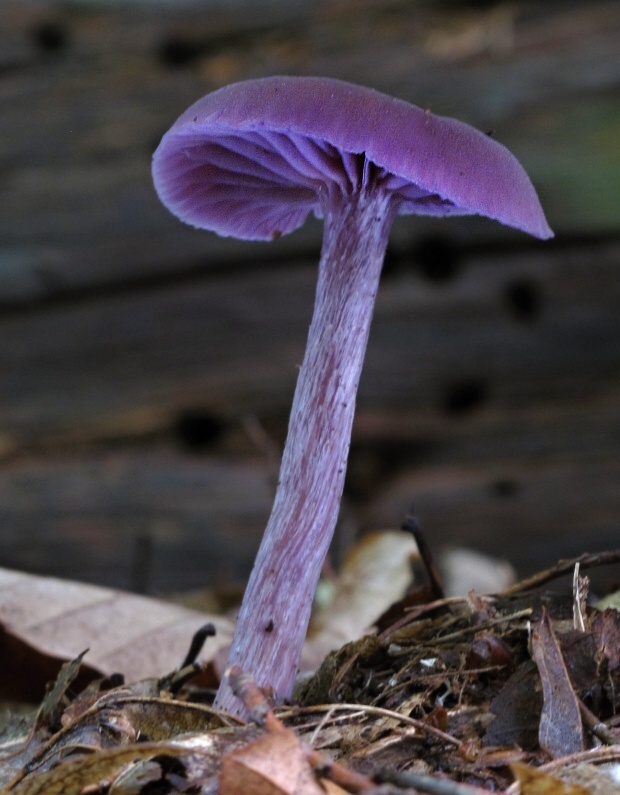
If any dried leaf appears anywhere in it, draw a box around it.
[0,567,232,700]
[440,547,516,596]
[31,696,231,780]
[511,762,591,795]
[103,696,233,741]
[595,589,620,612]
[220,728,325,795]
[591,608,620,674]
[110,752,202,794]
[306,531,417,667]
[554,762,620,795]
[531,610,584,758]
[3,743,189,795]
[35,651,88,732]
[485,661,542,751]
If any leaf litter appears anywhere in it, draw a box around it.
[0,547,619,794]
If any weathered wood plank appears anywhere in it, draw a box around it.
[0,449,274,592]
[0,241,618,443]
[0,0,618,588]
[0,406,618,591]
[0,238,618,589]
[372,456,620,583]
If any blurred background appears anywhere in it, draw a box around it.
[0,0,619,598]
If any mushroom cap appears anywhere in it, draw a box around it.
[152,76,553,241]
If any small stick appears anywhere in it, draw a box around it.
[376,768,494,795]
[500,550,620,596]
[224,664,282,732]
[578,698,617,745]
[180,623,217,669]
[401,515,444,600]
[279,703,462,748]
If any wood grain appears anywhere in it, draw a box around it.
[0,0,618,590]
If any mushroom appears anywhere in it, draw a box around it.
[152,76,552,714]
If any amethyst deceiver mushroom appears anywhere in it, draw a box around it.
[152,76,552,714]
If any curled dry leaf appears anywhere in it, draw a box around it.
[220,666,364,795]
[440,547,516,597]
[220,729,327,795]
[305,530,418,668]
[4,744,191,795]
[531,610,585,758]
[0,567,232,701]
[510,761,591,795]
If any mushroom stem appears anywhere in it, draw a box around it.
[215,187,395,714]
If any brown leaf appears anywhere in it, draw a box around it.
[35,651,88,732]
[531,610,585,758]
[0,567,232,701]
[485,661,542,751]
[4,743,190,795]
[591,608,620,674]
[104,696,234,741]
[222,666,371,795]
[219,728,325,795]
[510,762,591,795]
[570,607,620,716]
[440,547,516,597]
[554,762,620,795]
[306,531,418,668]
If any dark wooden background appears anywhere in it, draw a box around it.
[1,0,619,597]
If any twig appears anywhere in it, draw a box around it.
[378,595,478,639]
[432,608,533,645]
[539,744,620,770]
[280,702,462,748]
[225,664,282,732]
[401,515,444,600]
[305,748,375,793]
[500,550,620,596]
[503,745,620,795]
[578,699,618,745]
[375,767,493,795]
[572,562,587,632]
[180,623,217,669]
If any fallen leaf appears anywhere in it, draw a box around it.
[511,762,591,795]
[595,589,620,611]
[440,547,516,596]
[306,530,418,667]
[553,762,620,795]
[485,661,542,750]
[591,608,620,674]
[35,651,88,732]
[0,567,232,701]
[531,610,584,758]
[4,743,190,795]
[221,665,357,795]
[100,695,234,741]
[220,727,325,795]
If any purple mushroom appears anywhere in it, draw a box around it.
[152,76,552,714]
